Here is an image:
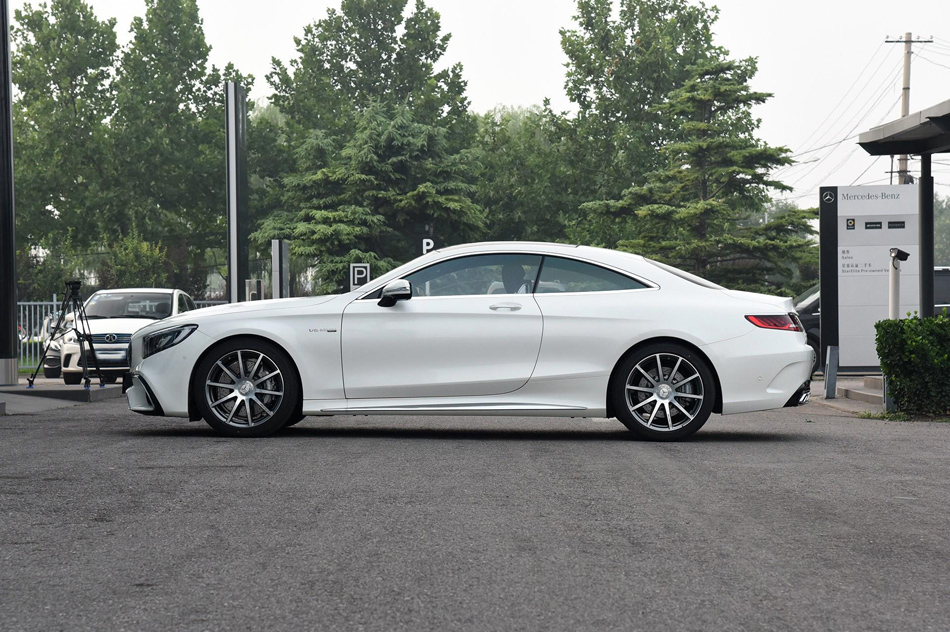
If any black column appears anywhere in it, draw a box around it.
[0,0,18,385]
[818,187,839,362]
[920,154,934,318]
[225,82,249,303]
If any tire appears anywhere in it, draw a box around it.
[193,337,301,438]
[100,375,118,384]
[807,339,822,375]
[63,372,82,385]
[611,343,716,441]
[282,413,306,428]
[44,366,61,379]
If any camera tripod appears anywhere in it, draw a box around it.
[27,280,105,389]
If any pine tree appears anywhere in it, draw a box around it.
[257,102,484,293]
[587,58,815,294]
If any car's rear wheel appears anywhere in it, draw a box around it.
[194,338,300,437]
[611,343,715,441]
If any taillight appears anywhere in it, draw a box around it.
[745,314,802,331]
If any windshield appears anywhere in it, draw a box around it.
[794,284,820,309]
[84,292,173,319]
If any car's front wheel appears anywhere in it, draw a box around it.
[611,343,716,441]
[193,338,300,437]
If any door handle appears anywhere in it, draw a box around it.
[489,303,522,312]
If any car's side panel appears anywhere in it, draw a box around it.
[340,294,544,398]
[530,288,752,383]
[195,309,346,402]
[302,374,608,417]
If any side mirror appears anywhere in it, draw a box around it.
[378,279,412,307]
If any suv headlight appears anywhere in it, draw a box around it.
[62,329,77,344]
[143,325,198,359]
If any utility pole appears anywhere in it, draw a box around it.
[886,32,932,184]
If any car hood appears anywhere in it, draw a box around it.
[133,295,338,337]
[76,318,163,335]
[719,289,795,313]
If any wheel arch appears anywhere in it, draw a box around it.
[605,336,723,419]
[187,333,304,422]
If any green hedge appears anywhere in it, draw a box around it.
[875,309,950,416]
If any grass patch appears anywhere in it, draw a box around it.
[859,411,950,423]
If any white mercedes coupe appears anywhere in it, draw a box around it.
[125,242,813,440]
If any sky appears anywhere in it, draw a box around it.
[10,0,950,205]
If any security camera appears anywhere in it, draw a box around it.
[889,248,910,262]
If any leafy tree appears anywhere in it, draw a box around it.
[111,0,251,294]
[935,194,950,267]
[256,102,484,293]
[97,231,171,289]
[11,0,118,250]
[268,0,471,142]
[587,59,814,294]
[474,106,576,242]
[559,0,723,212]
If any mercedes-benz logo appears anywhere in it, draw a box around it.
[822,191,835,204]
[104,333,118,343]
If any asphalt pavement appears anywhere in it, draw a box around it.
[1,399,948,631]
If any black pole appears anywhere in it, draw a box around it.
[0,0,18,386]
[225,82,249,303]
[919,153,935,318]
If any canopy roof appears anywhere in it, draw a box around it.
[858,98,950,156]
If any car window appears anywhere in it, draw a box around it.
[536,257,647,293]
[177,294,188,313]
[405,254,542,297]
[185,295,197,311]
[85,293,173,319]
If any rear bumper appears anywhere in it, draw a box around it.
[704,330,814,415]
[784,381,811,407]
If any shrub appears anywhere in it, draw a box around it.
[875,309,950,415]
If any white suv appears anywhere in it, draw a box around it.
[56,288,197,385]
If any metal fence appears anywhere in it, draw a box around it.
[16,299,227,368]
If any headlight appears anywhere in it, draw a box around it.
[49,340,62,352]
[143,325,198,359]
[62,329,77,344]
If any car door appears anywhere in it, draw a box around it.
[341,253,544,399]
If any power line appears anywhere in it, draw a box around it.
[790,42,887,154]
[917,54,950,71]
[774,56,904,177]
[850,156,882,185]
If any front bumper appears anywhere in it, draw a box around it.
[125,373,165,416]
[125,328,214,418]
[61,341,130,374]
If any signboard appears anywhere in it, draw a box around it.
[820,185,919,370]
[349,263,371,292]
[419,237,436,256]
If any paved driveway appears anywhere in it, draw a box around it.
[1,400,948,631]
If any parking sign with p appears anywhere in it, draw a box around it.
[350,263,371,291]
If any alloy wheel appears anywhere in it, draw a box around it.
[204,349,285,428]
[624,353,705,432]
